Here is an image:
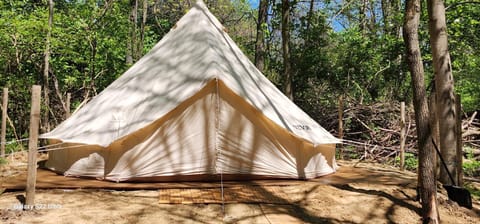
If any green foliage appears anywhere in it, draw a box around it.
[0,157,7,166]
[220,0,256,60]
[6,142,24,155]
[463,147,480,176]
[337,146,360,160]
[395,153,418,171]
[464,183,480,200]
[446,0,480,112]
[327,27,409,102]
[405,153,419,171]
[463,160,480,177]
[49,0,131,93]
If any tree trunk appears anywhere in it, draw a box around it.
[368,0,376,32]
[254,0,267,72]
[427,0,458,186]
[51,72,68,117]
[359,0,367,34]
[381,0,390,34]
[403,0,440,223]
[281,0,293,100]
[455,94,463,187]
[306,0,314,31]
[126,0,138,64]
[138,0,148,59]
[396,0,403,38]
[381,0,399,35]
[89,35,97,95]
[429,92,441,178]
[43,0,54,133]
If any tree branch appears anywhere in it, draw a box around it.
[446,1,480,10]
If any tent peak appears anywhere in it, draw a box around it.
[194,0,206,8]
[41,0,340,147]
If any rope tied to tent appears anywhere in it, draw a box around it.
[10,136,404,158]
[0,138,29,146]
[0,138,30,159]
[4,142,88,155]
[340,138,405,151]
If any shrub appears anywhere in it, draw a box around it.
[463,146,480,177]
[395,152,418,171]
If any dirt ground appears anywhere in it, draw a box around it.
[0,153,479,223]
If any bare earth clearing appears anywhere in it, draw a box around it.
[0,153,479,223]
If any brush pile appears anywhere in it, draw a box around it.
[318,101,480,168]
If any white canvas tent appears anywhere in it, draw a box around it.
[41,1,340,182]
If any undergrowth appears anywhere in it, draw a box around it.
[465,183,480,200]
[463,146,480,176]
[0,157,6,165]
[337,145,480,178]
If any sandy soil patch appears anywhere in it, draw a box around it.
[1,156,479,223]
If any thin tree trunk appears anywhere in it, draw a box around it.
[1,88,7,158]
[427,0,458,186]
[254,0,267,72]
[66,93,71,119]
[51,72,68,115]
[381,0,390,34]
[89,35,97,95]
[138,0,148,59]
[126,37,133,64]
[455,94,463,187]
[396,0,403,38]
[42,0,54,133]
[359,0,367,34]
[281,0,293,100]
[126,0,138,64]
[430,92,441,178]
[403,0,440,223]
[368,0,376,32]
[338,95,344,159]
[133,0,138,60]
[382,0,402,36]
[306,0,315,31]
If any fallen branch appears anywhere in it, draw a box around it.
[463,111,477,129]
[463,130,480,138]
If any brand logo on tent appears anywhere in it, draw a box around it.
[293,125,311,131]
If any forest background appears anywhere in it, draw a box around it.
[0,0,478,170]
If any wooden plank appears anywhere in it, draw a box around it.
[25,85,41,207]
[1,87,7,158]
[157,186,292,204]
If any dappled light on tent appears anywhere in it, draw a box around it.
[40,1,339,181]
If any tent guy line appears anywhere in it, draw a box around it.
[340,139,406,151]
[0,138,29,146]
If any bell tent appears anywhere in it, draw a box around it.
[41,1,340,182]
